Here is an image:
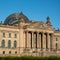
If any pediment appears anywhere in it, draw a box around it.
[25,22,53,31]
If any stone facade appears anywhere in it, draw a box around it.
[0,12,60,56]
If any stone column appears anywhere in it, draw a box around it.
[51,33,54,50]
[43,33,47,51]
[37,32,40,49]
[26,31,28,48]
[52,33,55,50]
[25,32,27,48]
[42,32,44,50]
[30,32,32,49]
[46,33,49,50]
[32,32,34,49]
[50,33,53,51]
[42,33,46,50]
[28,32,31,48]
[40,33,42,50]
[34,32,37,48]
[39,33,41,49]
[37,32,38,48]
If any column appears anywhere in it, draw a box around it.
[26,31,28,48]
[41,32,44,50]
[50,33,53,50]
[44,33,46,50]
[39,33,41,50]
[42,33,45,49]
[25,32,27,48]
[51,33,54,50]
[30,32,32,49]
[46,33,49,50]
[52,33,55,50]
[34,32,37,48]
[24,32,26,48]
[32,32,34,49]
[28,32,31,48]
[37,32,40,49]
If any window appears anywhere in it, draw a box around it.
[9,51,11,54]
[2,33,5,37]
[9,33,11,38]
[3,51,5,54]
[2,40,5,48]
[14,40,17,48]
[15,51,17,54]
[14,34,17,38]
[8,40,11,48]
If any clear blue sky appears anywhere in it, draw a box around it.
[0,0,60,29]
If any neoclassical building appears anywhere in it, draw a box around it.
[0,12,60,56]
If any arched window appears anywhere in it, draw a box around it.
[8,40,11,48]
[14,40,17,48]
[2,40,5,48]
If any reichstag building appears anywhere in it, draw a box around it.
[0,12,60,56]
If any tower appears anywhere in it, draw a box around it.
[46,16,51,26]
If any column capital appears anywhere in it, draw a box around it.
[32,31,34,33]
[24,31,28,33]
[37,31,40,33]
[46,32,49,35]
[42,32,44,35]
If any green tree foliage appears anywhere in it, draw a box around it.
[0,56,60,60]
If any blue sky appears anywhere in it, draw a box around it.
[0,0,60,29]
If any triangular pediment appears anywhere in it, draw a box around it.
[25,22,54,31]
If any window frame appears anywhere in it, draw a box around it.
[2,33,5,37]
[14,34,17,38]
[8,40,11,48]
[14,40,17,48]
[9,33,11,38]
[2,40,5,48]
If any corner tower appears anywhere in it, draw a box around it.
[18,12,30,53]
[46,16,51,26]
